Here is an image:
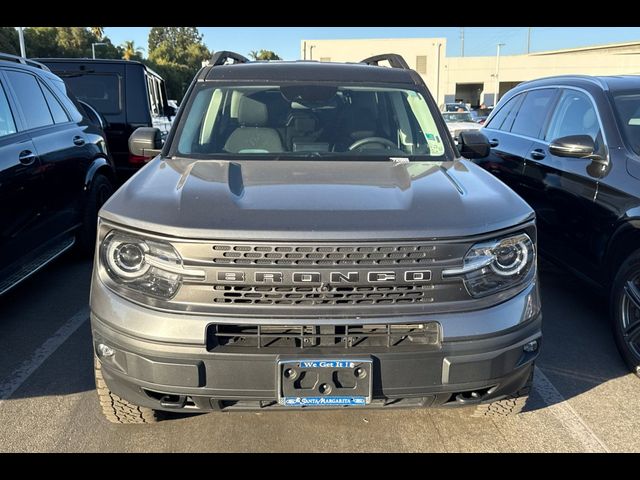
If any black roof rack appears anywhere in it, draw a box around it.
[360,54,410,70]
[209,51,250,67]
[0,52,50,71]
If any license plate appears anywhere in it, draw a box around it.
[278,359,372,407]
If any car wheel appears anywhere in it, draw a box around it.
[77,173,113,256]
[611,250,640,377]
[94,356,161,424]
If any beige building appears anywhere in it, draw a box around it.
[301,38,640,107]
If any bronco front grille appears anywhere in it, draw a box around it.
[207,322,441,350]
[209,243,438,266]
[212,284,435,306]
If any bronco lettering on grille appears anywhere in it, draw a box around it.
[214,270,432,284]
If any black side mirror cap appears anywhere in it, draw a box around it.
[458,130,490,159]
[549,135,604,162]
[129,127,163,158]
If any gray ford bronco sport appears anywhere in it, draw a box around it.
[91,52,541,423]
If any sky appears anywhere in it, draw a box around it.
[103,27,640,60]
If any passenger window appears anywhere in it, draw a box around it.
[485,94,523,132]
[510,89,557,139]
[40,82,70,124]
[545,89,601,143]
[5,70,54,129]
[0,82,17,137]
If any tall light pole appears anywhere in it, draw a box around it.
[309,45,316,60]
[460,27,465,57]
[494,43,505,106]
[527,27,532,54]
[92,42,108,59]
[17,27,26,57]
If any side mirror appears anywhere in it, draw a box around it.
[458,130,490,159]
[128,127,163,161]
[549,135,605,164]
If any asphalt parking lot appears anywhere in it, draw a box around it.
[0,254,638,453]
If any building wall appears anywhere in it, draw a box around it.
[444,52,640,106]
[301,38,640,107]
[301,38,447,102]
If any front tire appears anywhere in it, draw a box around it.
[611,250,640,377]
[94,356,160,424]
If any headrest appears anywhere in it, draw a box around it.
[238,97,268,127]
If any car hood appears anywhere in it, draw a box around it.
[100,157,533,241]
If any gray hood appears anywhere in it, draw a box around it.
[100,157,534,241]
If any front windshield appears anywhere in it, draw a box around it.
[174,84,447,160]
[442,112,474,123]
[613,92,640,155]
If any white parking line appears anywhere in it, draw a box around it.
[534,366,610,453]
[0,307,89,407]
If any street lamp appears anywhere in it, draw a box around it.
[92,42,108,59]
[494,43,505,106]
[309,45,316,60]
[17,27,26,57]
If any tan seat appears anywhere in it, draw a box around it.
[224,97,284,153]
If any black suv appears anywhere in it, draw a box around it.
[35,58,175,181]
[475,75,640,375]
[0,53,115,295]
[90,52,542,423]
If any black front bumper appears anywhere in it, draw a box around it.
[93,313,541,412]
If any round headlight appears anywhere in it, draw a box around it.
[105,237,150,279]
[492,241,529,276]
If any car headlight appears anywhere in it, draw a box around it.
[443,233,535,298]
[101,230,204,300]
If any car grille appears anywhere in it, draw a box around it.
[207,322,441,350]
[168,239,473,315]
[212,284,435,305]
[209,243,437,266]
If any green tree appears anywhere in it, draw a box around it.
[90,27,104,40]
[22,27,121,59]
[0,27,19,55]
[248,49,281,61]
[147,27,210,100]
[121,40,144,61]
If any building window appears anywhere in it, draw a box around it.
[320,57,331,62]
[416,56,427,74]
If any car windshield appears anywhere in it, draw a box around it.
[173,84,447,160]
[613,91,640,155]
[442,112,474,123]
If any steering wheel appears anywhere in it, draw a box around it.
[348,137,398,151]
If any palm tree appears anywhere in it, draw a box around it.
[122,40,144,60]
[90,27,104,39]
[248,50,259,60]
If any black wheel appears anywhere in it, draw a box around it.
[611,250,640,377]
[94,356,160,424]
[472,367,533,417]
[77,174,113,255]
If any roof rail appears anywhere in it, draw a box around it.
[360,54,410,70]
[0,52,50,71]
[209,51,250,67]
